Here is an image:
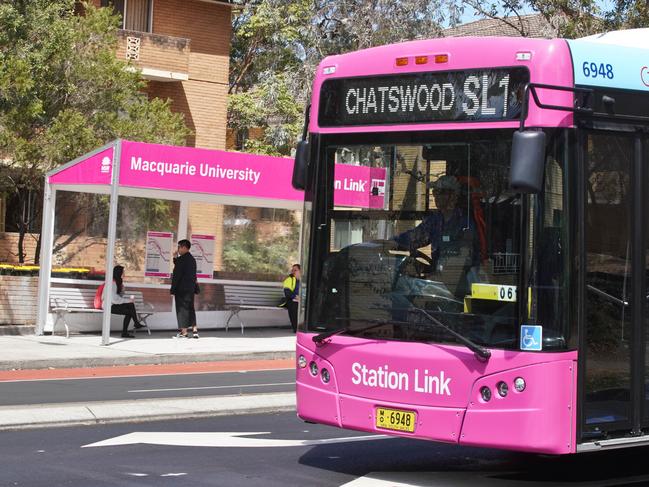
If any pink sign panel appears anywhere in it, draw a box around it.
[119,141,304,201]
[191,234,215,279]
[145,231,173,277]
[334,165,386,209]
[49,147,113,185]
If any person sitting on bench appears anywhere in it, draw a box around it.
[94,265,145,338]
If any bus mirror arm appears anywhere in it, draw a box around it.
[510,83,594,194]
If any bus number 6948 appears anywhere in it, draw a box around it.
[582,62,614,79]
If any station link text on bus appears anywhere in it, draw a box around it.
[351,362,452,396]
[129,156,262,184]
[344,74,510,117]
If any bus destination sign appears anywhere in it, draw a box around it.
[318,67,529,127]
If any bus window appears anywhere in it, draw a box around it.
[309,132,541,348]
[309,131,568,350]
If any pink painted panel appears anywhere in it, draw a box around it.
[339,394,465,444]
[460,360,577,454]
[334,165,386,208]
[49,147,113,185]
[118,140,304,201]
[296,383,342,428]
[296,333,578,454]
[309,37,574,133]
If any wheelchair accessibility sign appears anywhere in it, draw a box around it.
[520,325,542,351]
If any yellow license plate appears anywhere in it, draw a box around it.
[375,407,416,433]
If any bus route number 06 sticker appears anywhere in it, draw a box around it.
[471,283,517,302]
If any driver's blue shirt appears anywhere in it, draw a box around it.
[394,208,480,267]
[394,208,480,273]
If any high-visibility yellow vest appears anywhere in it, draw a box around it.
[282,275,297,292]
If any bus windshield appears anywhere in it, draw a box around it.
[306,129,568,351]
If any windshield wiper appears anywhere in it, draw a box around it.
[313,318,398,344]
[375,305,491,360]
[312,314,490,360]
[407,305,491,360]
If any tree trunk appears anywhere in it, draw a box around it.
[17,220,26,264]
[34,232,42,265]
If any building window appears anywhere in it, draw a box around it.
[101,0,153,33]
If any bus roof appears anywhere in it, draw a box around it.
[567,29,649,93]
[309,31,649,134]
[577,28,649,47]
[309,36,574,133]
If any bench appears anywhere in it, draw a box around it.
[222,283,285,334]
[49,287,154,338]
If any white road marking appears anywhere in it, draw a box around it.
[160,473,187,477]
[127,381,294,393]
[83,431,389,449]
[340,472,641,487]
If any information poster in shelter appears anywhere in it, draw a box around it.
[191,234,215,280]
[145,231,173,278]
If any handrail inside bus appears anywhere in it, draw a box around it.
[586,284,629,306]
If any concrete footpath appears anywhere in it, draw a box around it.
[0,328,297,430]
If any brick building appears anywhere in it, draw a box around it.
[95,0,234,149]
[1,0,235,263]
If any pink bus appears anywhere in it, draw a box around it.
[292,29,649,454]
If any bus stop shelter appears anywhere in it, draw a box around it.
[35,139,304,345]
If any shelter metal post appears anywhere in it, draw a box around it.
[171,199,190,321]
[178,199,189,241]
[101,141,121,345]
[35,182,56,335]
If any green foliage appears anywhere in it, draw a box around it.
[229,0,648,160]
[228,0,449,157]
[228,73,303,155]
[0,1,190,262]
[223,222,299,277]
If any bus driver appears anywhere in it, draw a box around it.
[393,174,481,298]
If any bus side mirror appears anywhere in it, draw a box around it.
[509,130,546,194]
[292,140,309,190]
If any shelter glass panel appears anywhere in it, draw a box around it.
[220,204,301,281]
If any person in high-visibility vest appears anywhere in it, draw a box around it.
[281,264,301,333]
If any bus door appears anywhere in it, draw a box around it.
[581,128,648,442]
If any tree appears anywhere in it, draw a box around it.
[461,0,649,37]
[228,0,451,156]
[0,1,191,263]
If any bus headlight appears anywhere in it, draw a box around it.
[480,386,491,402]
[321,368,330,383]
[309,361,318,376]
[497,381,508,397]
[298,355,307,368]
[514,377,526,392]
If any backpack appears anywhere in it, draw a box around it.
[94,283,105,310]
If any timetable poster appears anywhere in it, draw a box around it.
[191,234,215,279]
[144,231,173,278]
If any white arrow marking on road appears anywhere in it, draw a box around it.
[82,431,389,449]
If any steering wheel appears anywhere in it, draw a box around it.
[399,248,435,277]
[366,240,434,276]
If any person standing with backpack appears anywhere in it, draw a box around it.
[281,264,300,333]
